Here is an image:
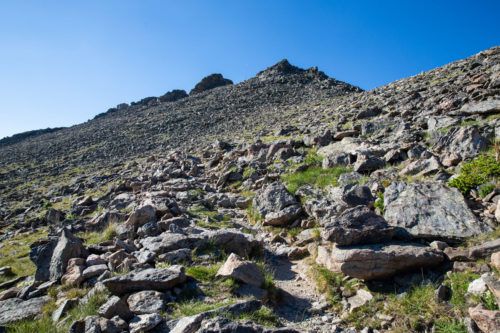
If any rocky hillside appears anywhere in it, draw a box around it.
[0,47,499,333]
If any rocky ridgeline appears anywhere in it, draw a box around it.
[0,47,499,332]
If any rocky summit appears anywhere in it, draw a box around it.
[0,47,499,333]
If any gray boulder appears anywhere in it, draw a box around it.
[253,182,302,226]
[384,182,491,241]
[127,290,166,314]
[102,265,186,295]
[129,313,163,333]
[98,295,133,320]
[31,228,87,282]
[432,126,490,165]
[316,243,444,280]
[49,229,87,282]
[322,206,395,246]
[458,99,500,115]
[0,296,51,325]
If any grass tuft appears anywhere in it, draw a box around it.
[281,166,351,194]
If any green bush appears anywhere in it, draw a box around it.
[448,153,500,194]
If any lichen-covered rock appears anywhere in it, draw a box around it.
[384,182,491,241]
[253,182,302,226]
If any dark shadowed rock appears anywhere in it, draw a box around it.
[102,265,186,295]
[190,74,233,94]
[384,182,491,241]
[322,206,395,246]
[159,89,188,103]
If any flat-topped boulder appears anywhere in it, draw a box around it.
[0,296,51,325]
[316,242,444,280]
[102,265,186,295]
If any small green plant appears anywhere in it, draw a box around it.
[246,204,263,224]
[373,192,384,214]
[448,153,500,194]
[281,166,351,194]
[304,148,323,166]
[433,318,467,333]
[243,166,257,178]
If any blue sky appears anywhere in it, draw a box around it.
[0,1,499,138]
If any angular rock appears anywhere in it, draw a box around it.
[353,153,385,173]
[52,298,78,322]
[468,305,500,333]
[102,265,186,295]
[129,313,162,333]
[322,206,394,246]
[98,295,133,321]
[253,182,302,226]
[459,99,500,115]
[53,230,87,282]
[316,242,444,280]
[126,204,157,231]
[384,182,490,241]
[82,264,109,280]
[127,290,166,314]
[432,126,491,164]
[216,253,264,287]
[347,289,373,311]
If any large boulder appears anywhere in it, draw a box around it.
[384,182,491,241]
[102,265,186,295]
[49,229,87,282]
[458,99,500,115]
[468,305,500,333]
[140,229,260,257]
[0,296,51,325]
[321,206,395,246]
[30,228,87,282]
[316,242,444,280]
[190,74,233,94]
[253,182,302,226]
[432,126,491,165]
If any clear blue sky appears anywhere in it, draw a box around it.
[0,1,499,138]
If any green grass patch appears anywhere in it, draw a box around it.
[186,264,222,283]
[169,299,235,319]
[227,306,280,327]
[281,166,351,194]
[78,223,117,245]
[445,272,480,312]
[0,228,47,284]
